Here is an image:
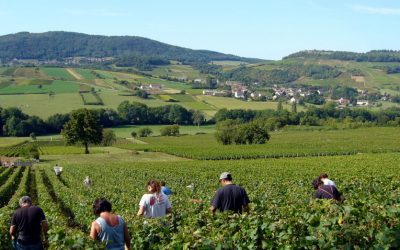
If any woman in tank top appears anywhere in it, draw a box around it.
[90,198,131,250]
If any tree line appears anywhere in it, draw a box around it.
[214,104,400,128]
[0,102,206,137]
[285,50,400,62]
[1,102,400,137]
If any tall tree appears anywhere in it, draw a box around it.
[62,109,103,154]
[277,101,283,112]
[291,102,297,113]
[192,110,205,127]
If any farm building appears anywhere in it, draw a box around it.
[234,90,245,99]
[337,98,350,105]
[149,84,162,89]
[356,100,370,106]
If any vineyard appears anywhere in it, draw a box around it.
[0,127,399,249]
[116,127,400,160]
[0,152,399,249]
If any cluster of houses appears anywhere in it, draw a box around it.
[336,98,371,107]
[203,81,264,100]
[271,86,321,100]
[4,57,113,66]
[139,83,163,90]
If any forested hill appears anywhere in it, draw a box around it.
[284,50,400,62]
[0,31,261,63]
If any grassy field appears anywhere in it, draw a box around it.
[0,93,83,118]
[112,124,215,137]
[74,68,96,80]
[0,80,80,94]
[0,138,27,147]
[150,64,205,80]
[41,67,76,80]
[116,127,400,159]
[195,95,298,111]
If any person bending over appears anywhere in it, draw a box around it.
[90,198,130,250]
[210,172,250,214]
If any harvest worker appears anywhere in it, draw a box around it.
[84,176,92,187]
[319,173,336,187]
[90,198,131,250]
[210,172,250,214]
[10,196,49,250]
[137,180,172,218]
[312,178,341,201]
[160,181,172,196]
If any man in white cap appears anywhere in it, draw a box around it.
[210,172,250,214]
[10,196,48,249]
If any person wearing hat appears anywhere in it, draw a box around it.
[210,172,250,214]
[9,196,49,250]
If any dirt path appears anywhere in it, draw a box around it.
[66,68,84,80]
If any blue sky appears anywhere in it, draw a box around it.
[0,0,399,59]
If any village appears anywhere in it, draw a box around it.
[200,80,389,108]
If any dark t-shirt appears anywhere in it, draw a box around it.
[212,184,250,213]
[315,185,341,200]
[11,206,46,245]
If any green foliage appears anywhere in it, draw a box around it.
[0,32,254,64]
[134,89,149,99]
[215,119,270,145]
[62,109,103,154]
[160,125,180,136]
[332,86,358,100]
[101,129,117,146]
[20,143,40,159]
[302,91,325,105]
[191,110,205,127]
[285,49,400,62]
[117,127,400,160]
[138,127,153,137]
[115,56,170,70]
[1,153,398,248]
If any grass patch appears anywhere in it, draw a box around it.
[112,124,216,137]
[41,67,75,81]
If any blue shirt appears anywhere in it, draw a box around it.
[95,216,125,250]
[161,186,172,196]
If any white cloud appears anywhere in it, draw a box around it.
[352,5,400,15]
[64,8,126,17]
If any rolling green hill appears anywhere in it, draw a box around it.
[0,31,261,64]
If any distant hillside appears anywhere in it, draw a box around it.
[284,50,400,62]
[0,31,262,64]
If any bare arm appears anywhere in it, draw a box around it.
[41,220,49,235]
[166,207,172,214]
[9,225,16,240]
[209,206,217,214]
[137,206,145,217]
[90,221,100,240]
[124,224,131,250]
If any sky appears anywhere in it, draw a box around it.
[0,0,399,60]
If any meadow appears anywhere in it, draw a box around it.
[112,124,216,137]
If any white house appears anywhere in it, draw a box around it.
[149,84,162,89]
[357,100,370,106]
[234,90,245,99]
